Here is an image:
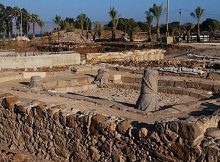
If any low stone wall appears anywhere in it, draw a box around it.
[121,75,220,93]
[86,49,165,64]
[0,53,80,70]
[0,94,219,162]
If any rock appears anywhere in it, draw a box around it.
[90,146,101,161]
[29,76,42,88]
[139,128,148,138]
[2,96,20,110]
[150,132,161,142]
[171,143,190,161]
[55,147,69,158]
[106,122,117,133]
[206,145,219,157]
[90,114,107,136]
[12,153,27,162]
[165,129,179,142]
[66,114,77,128]
[206,129,220,139]
[117,120,132,135]
[178,121,205,145]
[70,66,77,73]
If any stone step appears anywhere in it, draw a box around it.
[43,77,93,89]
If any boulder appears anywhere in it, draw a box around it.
[117,120,132,135]
[66,114,78,128]
[90,114,107,136]
[2,96,20,110]
[90,146,101,161]
[139,128,148,138]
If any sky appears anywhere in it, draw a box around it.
[1,0,220,24]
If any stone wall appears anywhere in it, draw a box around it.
[0,93,219,162]
[86,49,165,64]
[0,53,80,69]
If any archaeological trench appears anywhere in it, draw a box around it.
[0,49,219,162]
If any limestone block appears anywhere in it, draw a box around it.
[55,87,66,93]
[109,74,122,83]
[70,79,79,86]
[57,80,71,88]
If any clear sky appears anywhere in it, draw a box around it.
[1,0,220,24]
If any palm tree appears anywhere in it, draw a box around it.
[24,12,30,37]
[0,4,6,39]
[150,4,163,41]
[184,23,194,43]
[12,6,20,37]
[53,15,62,30]
[5,6,13,39]
[145,11,154,42]
[191,7,205,42]
[30,13,39,39]
[93,21,102,41]
[85,17,91,39]
[38,19,44,36]
[109,7,119,41]
[78,13,86,36]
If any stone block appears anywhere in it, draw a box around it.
[189,91,199,98]
[121,76,135,83]
[207,72,220,81]
[110,74,122,83]
[199,83,214,91]
[57,80,71,88]
[55,87,66,93]
[78,77,89,85]
[174,80,186,88]
[70,79,79,86]
[45,81,58,89]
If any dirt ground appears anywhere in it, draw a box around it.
[77,87,196,109]
[165,43,220,59]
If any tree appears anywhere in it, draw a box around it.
[109,7,119,41]
[0,4,6,39]
[77,13,86,35]
[201,18,219,31]
[150,4,163,41]
[30,13,39,39]
[127,19,139,42]
[93,21,102,41]
[191,7,205,42]
[5,6,13,39]
[53,15,62,30]
[145,11,154,42]
[12,6,20,37]
[21,9,30,36]
[184,23,194,43]
[85,17,91,39]
[38,19,44,36]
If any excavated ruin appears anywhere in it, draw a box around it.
[0,49,219,162]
